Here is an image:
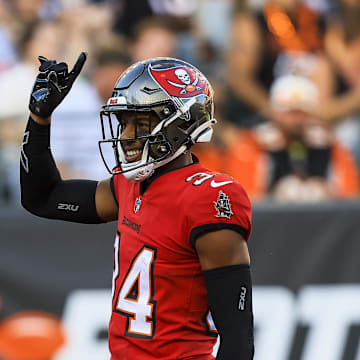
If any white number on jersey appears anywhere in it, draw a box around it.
[114,245,157,338]
[204,309,218,337]
[112,233,120,301]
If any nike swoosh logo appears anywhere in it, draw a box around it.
[210,179,233,188]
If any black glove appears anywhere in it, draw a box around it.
[29,52,87,118]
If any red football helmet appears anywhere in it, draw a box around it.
[99,57,216,182]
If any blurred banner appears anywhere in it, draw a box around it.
[2,201,360,360]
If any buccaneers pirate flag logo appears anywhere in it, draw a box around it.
[149,66,210,98]
[214,190,234,219]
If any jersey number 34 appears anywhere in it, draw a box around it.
[112,234,157,338]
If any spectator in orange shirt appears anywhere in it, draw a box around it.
[226,74,360,202]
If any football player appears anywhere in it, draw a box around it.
[20,53,254,359]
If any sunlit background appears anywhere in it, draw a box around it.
[2,0,360,359]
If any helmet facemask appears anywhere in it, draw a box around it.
[98,57,216,182]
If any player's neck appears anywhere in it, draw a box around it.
[152,152,192,177]
[161,152,193,172]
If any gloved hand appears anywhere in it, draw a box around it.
[29,52,87,118]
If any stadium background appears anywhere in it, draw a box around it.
[2,0,360,359]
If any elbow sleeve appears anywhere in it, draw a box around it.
[20,117,104,224]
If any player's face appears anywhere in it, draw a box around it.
[119,111,161,162]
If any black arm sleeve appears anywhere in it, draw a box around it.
[203,264,254,360]
[20,116,104,224]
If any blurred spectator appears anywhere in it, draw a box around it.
[0,21,65,204]
[57,2,113,66]
[3,0,360,205]
[225,74,360,202]
[128,16,177,62]
[147,0,200,17]
[0,0,113,71]
[0,20,100,202]
[91,35,131,103]
[0,21,65,119]
[325,0,360,69]
[322,0,360,166]
[9,0,51,24]
[224,0,326,128]
[0,0,17,74]
[223,0,360,156]
[111,0,200,37]
[195,0,233,52]
[0,17,99,129]
[0,28,16,74]
[3,0,61,53]
[5,0,45,36]
[111,0,153,37]
[113,1,220,78]
[304,0,330,13]
[50,35,131,180]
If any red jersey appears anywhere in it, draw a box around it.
[110,160,252,360]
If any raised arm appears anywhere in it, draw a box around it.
[20,53,118,223]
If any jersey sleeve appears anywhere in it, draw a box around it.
[110,176,118,206]
[184,175,252,248]
[112,172,129,205]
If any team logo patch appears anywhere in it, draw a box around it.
[214,191,234,219]
[134,197,142,213]
[149,66,209,98]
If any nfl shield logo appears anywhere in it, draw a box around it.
[134,197,142,213]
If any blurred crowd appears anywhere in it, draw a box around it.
[1,0,360,206]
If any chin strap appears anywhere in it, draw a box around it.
[121,162,155,182]
[153,118,216,170]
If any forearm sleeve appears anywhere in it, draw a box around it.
[203,264,254,360]
[20,116,104,224]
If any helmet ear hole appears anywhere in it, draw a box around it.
[163,107,171,116]
[149,134,170,159]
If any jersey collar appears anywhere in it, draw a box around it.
[139,153,199,195]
